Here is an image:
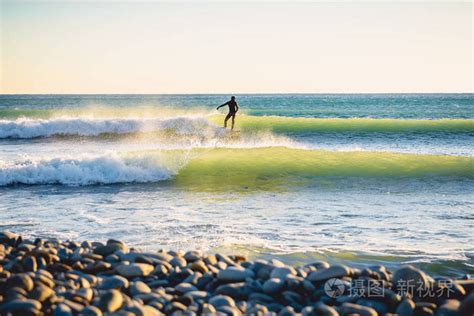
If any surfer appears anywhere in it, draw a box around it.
[216,96,239,130]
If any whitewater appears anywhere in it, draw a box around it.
[1,94,473,276]
[0,116,223,139]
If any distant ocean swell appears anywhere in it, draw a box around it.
[1,148,472,187]
[0,115,473,139]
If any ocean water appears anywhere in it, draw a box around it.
[0,94,473,277]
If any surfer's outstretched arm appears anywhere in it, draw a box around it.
[216,102,229,110]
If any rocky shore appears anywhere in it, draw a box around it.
[0,232,472,316]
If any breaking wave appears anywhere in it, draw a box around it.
[1,148,472,187]
[1,115,473,139]
[0,153,179,186]
[0,116,223,139]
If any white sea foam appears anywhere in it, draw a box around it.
[0,154,178,186]
[0,116,222,139]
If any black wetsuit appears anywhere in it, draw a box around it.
[217,99,239,129]
[220,100,238,114]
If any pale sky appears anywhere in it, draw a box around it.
[1,1,472,93]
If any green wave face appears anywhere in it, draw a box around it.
[0,109,56,119]
[173,148,474,190]
[210,115,474,133]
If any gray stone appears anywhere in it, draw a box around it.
[169,256,187,268]
[313,302,338,316]
[270,259,285,267]
[435,299,460,316]
[189,260,208,274]
[270,266,297,280]
[34,274,55,290]
[153,264,169,275]
[8,273,34,291]
[183,271,202,284]
[202,303,217,314]
[247,304,268,315]
[130,281,151,296]
[175,282,198,294]
[416,301,437,310]
[216,254,235,266]
[392,265,431,293]
[116,263,154,278]
[301,306,316,316]
[418,307,435,316]
[75,288,94,302]
[305,261,330,270]
[29,283,54,302]
[0,231,18,245]
[80,305,103,316]
[215,282,247,299]
[184,290,209,299]
[216,305,242,316]
[209,294,236,308]
[263,278,285,295]
[216,261,228,270]
[133,293,163,303]
[184,250,202,262]
[249,292,275,303]
[23,256,37,272]
[120,251,171,263]
[279,306,297,316]
[455,280,474,293]
[217,266,255,282]
[285,274,304,290]
[340,302,377,316]
[204,255,218,265]
[105,254,120,263]
[54,303,73,316]
[127,304,162,316]
[106,239,126,248]
[459,293,474,316]
[63,300,84,313]
[256,265,273,280]
[357,298,388,314]
[154,251,174,262]
[94,243,123,256]
[236,301,247,314]
[99,275,129,290]
[307,265,350,282]
[97,289,123,313]
[396,299,416,316]
[336,294,358,304]
[165,301,187,313]
[0,299,41,314]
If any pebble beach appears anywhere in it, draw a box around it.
[2,2,474,315]
[0,232,473,316]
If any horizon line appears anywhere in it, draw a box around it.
[1,92,473,96]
